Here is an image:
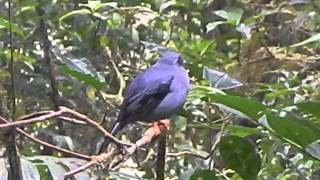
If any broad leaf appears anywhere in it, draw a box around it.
[291,33,320,47]
[189,86,266,120]
[266,113,320,148]
[59,9,92,21]
[296,101,320,119]
[306,139,320,160]
[191,123,262,137]
[63,66,105,90]
[159,0,176,13]
[214,7,243,25]
[0,17,24,36]
[219,136,261,180]
[206,21,227,33]
[203,66,244,90]
[21,158,41,180]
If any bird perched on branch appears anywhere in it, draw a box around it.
[97,51,190,154]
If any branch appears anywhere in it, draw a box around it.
[0,116,91,160]
[0,107,170,179]
[64,119,170,179]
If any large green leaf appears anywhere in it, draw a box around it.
[188,86,266,120]
[59,9,92,21]
[159,0,176,13]
[214,6,243,25]
[190,123,262,137]
[219,136,261,180]
[60,57,105,90]
[296,101,320,119]
[0,17,24,36]
[291,33,320,47]
[63,66,105,90]
[206,21,227,33]
[266,113,320,148]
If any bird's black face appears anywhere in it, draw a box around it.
[177,56,185,66]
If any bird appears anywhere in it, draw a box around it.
[97,51,190,154]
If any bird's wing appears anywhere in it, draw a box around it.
[118,75,174,123]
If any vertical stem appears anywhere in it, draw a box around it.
[6,0,23,179]
[37,3,63,134]
[156,133,166,180]
[8,0,15,118]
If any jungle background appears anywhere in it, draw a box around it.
[1,0,320,179]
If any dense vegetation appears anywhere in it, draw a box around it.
[1,0,320,179]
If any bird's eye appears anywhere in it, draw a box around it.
[177,56,184,65]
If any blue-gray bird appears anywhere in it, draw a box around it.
[98,51,189,154]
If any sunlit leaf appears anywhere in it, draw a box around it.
[189,86,266,120]
[203,67,244,90]
[214,7,243,25]
[0,17,24,36]
[291,33,320,47]
[206,21,227,33]
[59,9,92,21]
[21,158,40,180]
[306,139,320,160]
[219,136,261,180]
[159,0,176,13]
[191,123,262,137]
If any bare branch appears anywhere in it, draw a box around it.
[64,119,170,179]
[0,116,91,160]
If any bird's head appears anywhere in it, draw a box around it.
[157,51,185,66]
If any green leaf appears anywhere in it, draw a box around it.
[190,169,217,180]
[94,2,118,11]
[27,156,90,180]
[188,86,266,120]
[21,158,41,180]
[190,123,262,137]
[306,140,320,160]
[200,41,215,56]
[296,101,320,119]
[187,86,225,101]
[219,136,261,180]
[63,66,105,90]
[206,21,227,33]
[214,7,243,26]
[0,17,24,36]
[291,33,320,47]
[59,9,92,21]
[266,113,320,148]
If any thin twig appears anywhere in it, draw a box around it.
[208,119,230,170]
[58,106,130,147]
[0,116,91,160]
[167,151,208,159]
[0,107,131,147]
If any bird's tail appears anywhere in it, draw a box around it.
[97,121,122,154]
